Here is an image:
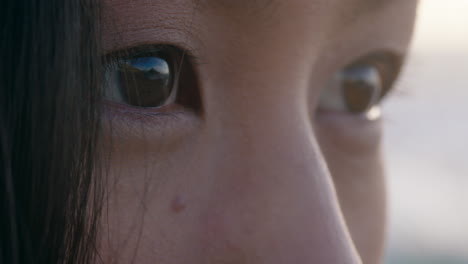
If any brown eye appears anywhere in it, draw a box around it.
[319,64,382,114]
[318,53,401,115]
[105,51,177,108]
[341,65,382,113]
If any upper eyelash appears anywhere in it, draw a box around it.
[102,44,203,67]
[349,51,404,96]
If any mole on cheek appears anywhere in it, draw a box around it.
[171,195,187,213]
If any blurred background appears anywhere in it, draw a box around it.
[383,1,468,263]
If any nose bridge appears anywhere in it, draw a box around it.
[196,25,361,260]
[201,107,361,263]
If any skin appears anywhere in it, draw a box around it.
[98,0,418,263]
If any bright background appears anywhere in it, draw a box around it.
[383,1,468,263]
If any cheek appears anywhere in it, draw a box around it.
[315,113,386,264]
[96,116,207,263]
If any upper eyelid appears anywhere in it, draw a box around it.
[102,44,204,67]
[370,52,404,93]
[344,51,403,74]
[340,50,405,93]
[102,44,170,66]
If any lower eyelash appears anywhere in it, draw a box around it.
[102,100,186,126]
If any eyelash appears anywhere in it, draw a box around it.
[102,45,402,122]
[317,51,403,117]
[102,45,202,114]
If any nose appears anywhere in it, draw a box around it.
[198,90,362,263]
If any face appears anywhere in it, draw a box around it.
[98,0,418,263]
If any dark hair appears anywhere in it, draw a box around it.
[1,1,102,263]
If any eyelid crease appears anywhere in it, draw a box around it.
[102,44,204,68]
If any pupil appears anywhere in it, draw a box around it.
[119,56,174,107]
[341,65,382,113]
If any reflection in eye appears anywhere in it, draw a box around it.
[105,54,177,108]
[319,63,384,116]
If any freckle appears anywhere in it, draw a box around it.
[171,195,186,214]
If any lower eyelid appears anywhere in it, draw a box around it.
[314,109,384,153]
[315,105,382,122]
[102,100,189,127]
[100,102,202,146]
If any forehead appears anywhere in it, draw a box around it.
[194,0,389,13]
[103,0,402,23]
[102,0,417,56]
[102,0,410,32]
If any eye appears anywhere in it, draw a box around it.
[318,53,401,115]
[104,47,178,108]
